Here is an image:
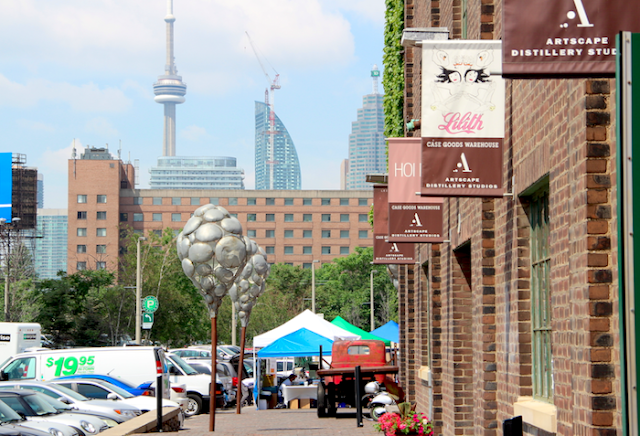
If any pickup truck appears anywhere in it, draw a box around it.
[316,339,401,417]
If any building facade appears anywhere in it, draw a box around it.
[392,2,622,436]
[67,154,372,275]
[34,209,67,279]
[149,156,245,190]
[254,101,301,190]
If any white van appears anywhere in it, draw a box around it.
[165,354,215,416]
[0,346,171,399]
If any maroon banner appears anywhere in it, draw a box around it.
[388,204,444,242]
[503,0,640,76]
[373,234,415,264]
[373,185,389,234]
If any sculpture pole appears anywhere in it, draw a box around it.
[210,318,217,431]
[235,326,247,414]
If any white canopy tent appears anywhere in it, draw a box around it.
[253,309,360,348]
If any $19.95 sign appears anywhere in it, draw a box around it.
[46,355,96,377]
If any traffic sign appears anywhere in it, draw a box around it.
[143,296,159,313]
[142,312,154,329]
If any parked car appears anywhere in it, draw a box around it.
[0,390,107,436]
[37,396,118,428]
[183,360,235,404]
[216,345,240,361]
[0,381,140,424]
[168,349,211,360]
[52,378,184,427]
[53,375,151,397]
[165,353,224,415]
[0,398,77,436]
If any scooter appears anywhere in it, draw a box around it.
[363,381,400,421]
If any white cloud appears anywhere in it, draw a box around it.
[16,119,56,133]
[85,118,119,137]
[181,125,209,142]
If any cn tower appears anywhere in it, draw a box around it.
[153,0,186,157]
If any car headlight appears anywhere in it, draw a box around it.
[116,409,139,418]
[80,421,96,434]
[100,418,118,428]
[48,428,65,436]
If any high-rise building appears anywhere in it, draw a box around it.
[37,174,43,209]
[254,101,301,190]
[153,0,186,157]
[34,209,67,279]
[149,156,245,190]
[346,65,386,190]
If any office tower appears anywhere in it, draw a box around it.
[149,156,245,190]
[254,101,301,190]
[153,0,186,157]
[34,209,67,279]
[346,65,386,190]
[37,174,43,209]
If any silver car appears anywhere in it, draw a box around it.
[0,398,77,436]
[0,381,140,424]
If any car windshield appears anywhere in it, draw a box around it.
[168,355,198,375]
[39,395,73,412]
[44,383,91,402]
[0,400,22,423]
[89,381,134,399]
[243,361,254,377]
[190,363,210,375]
[23,393,60,416]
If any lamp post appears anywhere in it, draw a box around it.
[311,260,320,313]
[370,269,378,330]
[135,236,146,345]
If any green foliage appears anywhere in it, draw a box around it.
[382,0,405,139]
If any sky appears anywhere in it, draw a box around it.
[0,0,386,209]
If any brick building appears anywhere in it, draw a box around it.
[67,149,373,274]
[394,1,620,436]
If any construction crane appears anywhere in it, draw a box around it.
[246,31,280,189]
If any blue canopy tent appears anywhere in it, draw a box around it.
[371,321,399,344]
[257,328,334,358]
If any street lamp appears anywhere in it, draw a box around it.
[311,260,320,313]
[135,236,146,345]
[370,269,379,331]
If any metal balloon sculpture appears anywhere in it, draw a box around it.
[387,264,400,290]
[177,204,248,429]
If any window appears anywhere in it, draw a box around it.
[285,230,294,238]
[96,245,107,254]
[529,186,552,401]
[284,214,293,222]
[97,195,107,204]
[153,197,162,205]
[303,214,312,222]
[340,230,349,238]
[77,228,87,237]
[77,245,86,254]
[247,214,257,222]
[359,214,368,222]
[266,198,275,206]
[120,213,128,222]
[322,246,331,255]
[322,230,331,238]
[266,246,275,254]
[322,198,331,206]
[210,198,219,205]
[266,230,275,238]
[340,214,349,222]
[266,214,275,222]
[303,246,312,255]
[77,211,87,220]
[76,383,111,400]
[359,198,368,206]
[153,230,162,236]
[284,246,294,255]
[133,213,144,222]
[228,198,238,206]
[133,197,143,205]
[191,198,200,206]
[247,198,256,206]
[303,198,312,206]
[285,198,294,206]
[76,262,87,271]
[153,213,162,222]
[303,263,312,269]
[172,197,181,206]
[96,228,107,237]
[359,230,368,239]
[3,357,36,380]
[172,213,182,222]
[247,229,256,238]
[97,211,106,220]
[340,198,349,206]
[77,195,87,204]
[96,261,107,270]
[230,213,237,218]
[303,230,312,238]
[340,246,349,255]
[322,214,331,222]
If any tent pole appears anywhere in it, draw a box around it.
[236,326,247,414]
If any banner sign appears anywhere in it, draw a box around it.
[504,0,640,76]
[372,184,415,264]
[0,153,11,222]
[388,138,444,242]
[421,40,504,197]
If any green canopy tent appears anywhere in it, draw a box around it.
[330,316,391,346]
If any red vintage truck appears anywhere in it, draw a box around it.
[316,339,401,417]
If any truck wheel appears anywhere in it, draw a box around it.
[316,383,327,417]
[185,394,202,416]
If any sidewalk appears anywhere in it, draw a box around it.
[169,407,381,436]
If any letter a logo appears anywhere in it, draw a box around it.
[410,213,423,227]
[453,153,472,173]
[390,243,400,253]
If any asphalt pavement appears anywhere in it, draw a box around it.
[167,407,381,436]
